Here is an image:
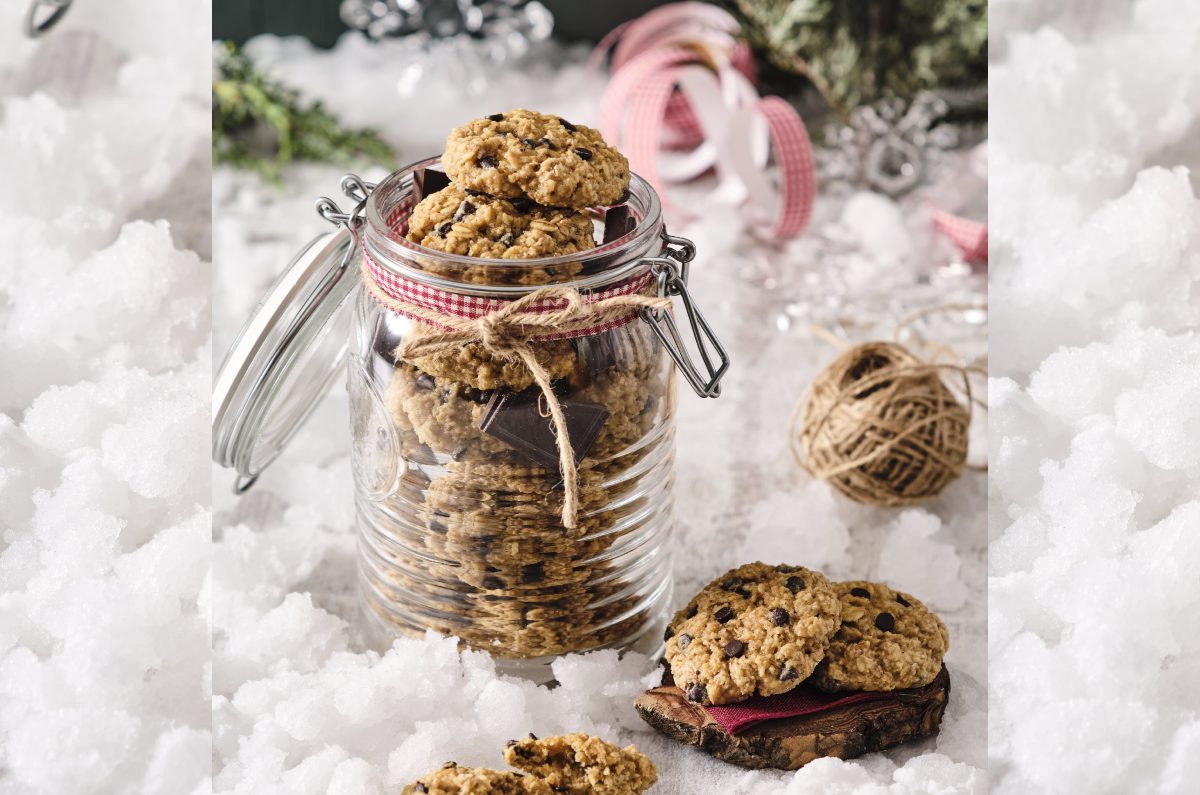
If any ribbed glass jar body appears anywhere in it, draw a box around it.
[348,158,677,675]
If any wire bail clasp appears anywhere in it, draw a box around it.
[24,0,71,37]
[639,232,729,398]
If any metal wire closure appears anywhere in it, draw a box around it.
[24,0,71,37]
[332,174,728,399]
[640,234,729,398]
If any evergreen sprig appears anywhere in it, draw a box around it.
[212,42,396,182]
[716,0,987,121]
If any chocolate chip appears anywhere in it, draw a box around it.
[779,666,799,681]
[770,608,790,626]
[851,587,871,598]
[574,147,593,161]
[436,221,453,237]
[685,683,707,703]
[429,520,447,534]
[478,155,497,169]
[875,612,896,632]
[509,197,534,213]
[505,739,518,748]
[686,604,698,619]
[664,626,675,641]
[558,117,577,131]
[895,594,911,607]
[441,761,457,769]
[776,564,799,573]
[616,188,631,204]
[786,576,806,593]
[482,575,504,590]
[528,732,538,740]
[714,606,734,623]
[487,113,504,122]
[453,200,475,221]
[521,138,539,148]
[465,188,488,196]
[676,633,692,649]
[721,579,751,598]
[521,563,544,584]
[538,137,555,149]
[415,373,435,390]
[724,639,745,658]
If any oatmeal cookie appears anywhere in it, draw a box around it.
[812,580,949,692]
[443,109,631,209]
[402,763,551,795]
[504,734,657,795]
[407,183,597,260]
[400,325,580,392]
[664,562,842,705]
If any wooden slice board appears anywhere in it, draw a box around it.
[634,666,951,770]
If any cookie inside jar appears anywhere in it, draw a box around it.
[350,126,678,674]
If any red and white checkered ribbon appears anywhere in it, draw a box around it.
[361,237,656,341]
[594,2,816,240]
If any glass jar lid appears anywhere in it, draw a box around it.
[212,228,359,491]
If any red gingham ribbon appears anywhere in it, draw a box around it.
[596,2,817,240]
[361,238,655,342]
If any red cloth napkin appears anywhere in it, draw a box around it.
[705,684,893,735]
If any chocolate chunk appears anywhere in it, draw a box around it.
[851,587,871,598]
[487,113,504,122]
[436,221,453,237]
[453,200,476,221]
[714,606,734,624]
[723,639,745,658]
[664,626,675,641]
[509,196,535,213]
[770,608,790,626]
[896,594,911,607]
[574,147,593,161]
[558,118,577,131]
[521,563,544,584]
[677,633,692,649]
[685,683,707,703]
[412,168,450,202]
[875,612,896,632]
[415,373,436,390]
[478,155,498,169]
[778,666,799,681]
[478,388,609,472]
[602,205,634,244]
[786,576,806,593]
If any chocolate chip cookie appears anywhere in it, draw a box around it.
[504,734,657,795]
[812,580,949,692]
[400,327,580,392]
[407,183,597,260]
[401,763,551,795]
[665,563,842,705]
[443,109,631,209]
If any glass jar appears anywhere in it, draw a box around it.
[213,159,728,678]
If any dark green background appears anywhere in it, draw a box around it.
[214,0,669,48]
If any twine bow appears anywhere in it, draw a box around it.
[364,261,671,528]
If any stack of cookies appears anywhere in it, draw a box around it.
[402,733,656,795]
[639,563,951,770]
[662,563,950,705]
[363,111,674,660]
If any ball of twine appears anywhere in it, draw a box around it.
[792,340,975,507]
